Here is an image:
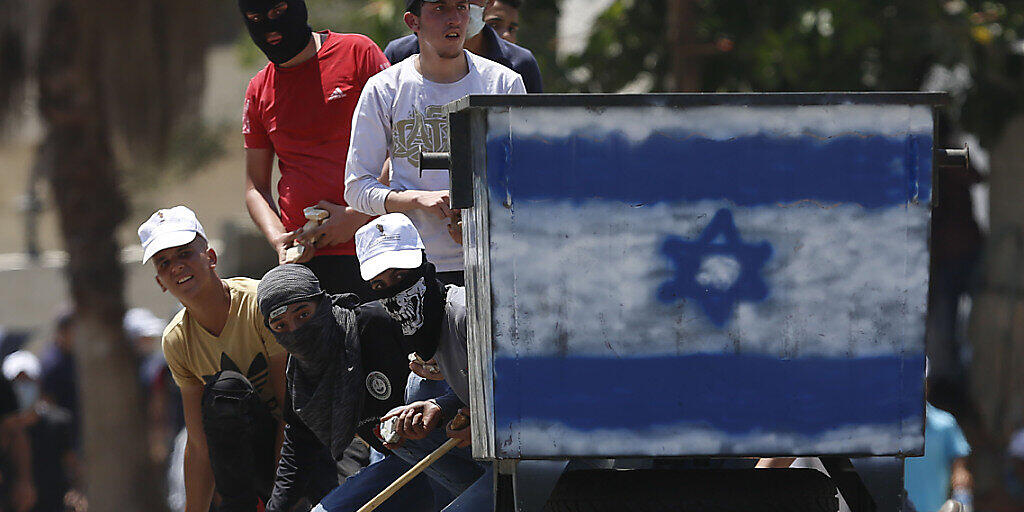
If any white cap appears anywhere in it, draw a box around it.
[355,213,425,281]
[124,308,166,340]
[3,351,41,381]
[138,206,207,264]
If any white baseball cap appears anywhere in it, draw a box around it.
[138,206,208,264]
[3,351,41,381]
[355,213,425,281]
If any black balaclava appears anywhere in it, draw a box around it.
[369,261,445,361]
[257,264,364,462]
[238,0,313,65]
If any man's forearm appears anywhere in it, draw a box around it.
[383,189,420,213]
[266,418,322,512]
[951,457,972,489]
[183,443,215,512]
[344,173,391,215]
[245,187,287,244]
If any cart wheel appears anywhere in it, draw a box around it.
[544,468,838,512]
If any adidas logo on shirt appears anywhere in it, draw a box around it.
[202,352,277,411]
[328,87,346,101]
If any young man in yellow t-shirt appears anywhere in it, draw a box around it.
[139,206,288,512]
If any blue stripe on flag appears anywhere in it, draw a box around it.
[487,133,932,208]
[493,354,924,436]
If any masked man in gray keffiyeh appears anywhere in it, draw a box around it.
[256,264,415,512]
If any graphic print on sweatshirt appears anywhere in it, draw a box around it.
[202,352,277,412]
[392,105,449,167]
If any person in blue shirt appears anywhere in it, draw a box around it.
[383,0,543,93]
[905,403,972,512]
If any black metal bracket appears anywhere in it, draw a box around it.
[448,109,476,209]
[494,460,517,512]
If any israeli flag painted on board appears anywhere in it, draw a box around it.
[477,103,930,458]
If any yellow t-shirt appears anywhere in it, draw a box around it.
[162,277,285,416]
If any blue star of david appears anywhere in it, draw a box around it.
[657,209,773,327]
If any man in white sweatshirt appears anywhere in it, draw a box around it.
[344,0,526,286]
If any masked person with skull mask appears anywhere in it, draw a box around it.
[305,214,491,512]
[240,0,389,294]
[257,265,447,512]
[383,0,542,93]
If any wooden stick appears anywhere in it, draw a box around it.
[356,437,461,512]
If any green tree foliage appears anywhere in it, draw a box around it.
[523,0,1024,145]
[309,0,413,45]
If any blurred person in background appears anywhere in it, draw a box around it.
[39,309,78,446]
[148,361,185,468]
[124,308,164,359]
[925,122,985,420]
[1003,430,1024,508]
[905,400,973,512]
[167,428,188,512]
[484,0,520,43]
[125,307,181,465]
[3,351,79,512]
[383,0,543,92]
[0,367,35,511]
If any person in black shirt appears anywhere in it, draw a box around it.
[40,310,78,445]
[4,350,78,512]
[383,0,543,93]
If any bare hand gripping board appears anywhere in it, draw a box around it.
[449,93,945,460]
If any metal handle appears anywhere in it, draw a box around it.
[419,152,451,177]
[935,145,969,169]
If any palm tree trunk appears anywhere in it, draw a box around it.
[666,0,700,92]
[36,0,164,509]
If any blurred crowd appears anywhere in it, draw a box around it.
[0,305,183,511]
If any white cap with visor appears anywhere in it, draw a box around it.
[355,213,425,281]
[138,206,207,264]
